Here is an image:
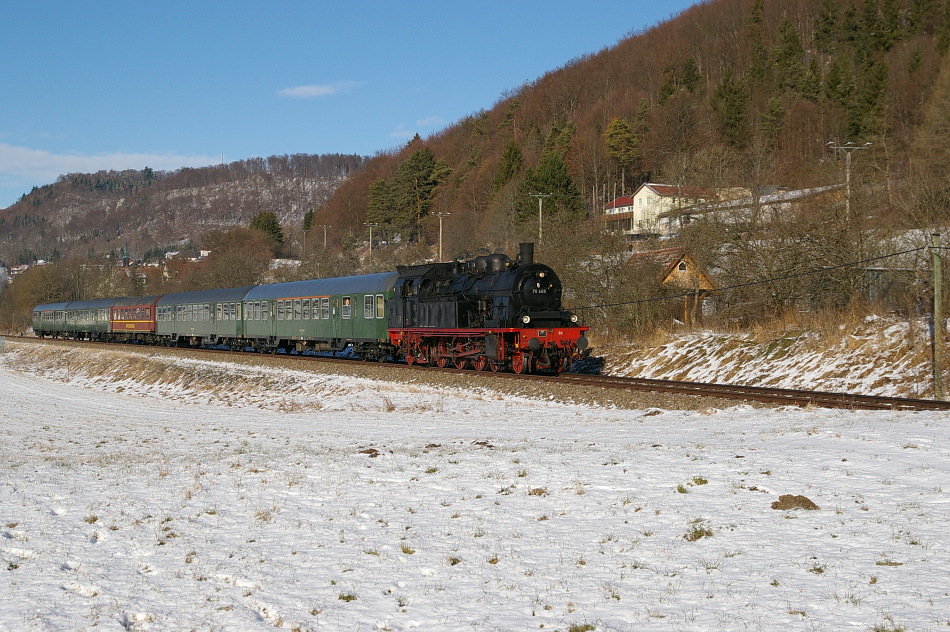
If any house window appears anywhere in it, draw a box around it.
[678,261,688,272]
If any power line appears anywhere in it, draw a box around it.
[569,246,928,311]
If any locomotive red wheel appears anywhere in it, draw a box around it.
[488,359,502,372]
[472,356,488,371]
[511,353,528,374]
[435,355,448,368]
[406,353,416,365]
[454,357,469,370]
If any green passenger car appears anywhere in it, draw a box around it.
[156,286,254,348]
[242,272,399,356]
[33,298,116,340]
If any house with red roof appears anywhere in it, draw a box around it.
[602,183,715,240]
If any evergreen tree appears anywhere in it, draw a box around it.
[681,57,702,93]
[369,146,452,237]
[249,211,284,250]
[880,0,903,49]
[775,15,807,93]
[814,0,839,53]
[939,1,950,54]
[711,69,750,149]
[302,208,315,232]
[367,179,393,225]
[493,139,524,191]
[759,97,786,148]
[514,151,584,225]
[824,57,854,105]
[907,0,935,33]
[604,117,639,173]
[848,59,889,139]
[747,0,771,83]
[840,3,860,45]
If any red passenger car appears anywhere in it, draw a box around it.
[110,295,161,341]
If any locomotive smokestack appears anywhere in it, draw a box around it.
[518,243,534,266]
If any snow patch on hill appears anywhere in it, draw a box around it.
[602,315,934,398]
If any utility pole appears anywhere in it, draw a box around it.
[528,193,554,245]
[933,233,944,400]
[434,212,450,261]
[365,223,378,261]
[827,141,872,221]
[318,225,330,248]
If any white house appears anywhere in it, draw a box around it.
[602,183,715,240]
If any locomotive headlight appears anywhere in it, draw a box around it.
[538,272,546,278]
[570,314,578,323]
[521,315,531,324]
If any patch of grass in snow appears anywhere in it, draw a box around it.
[876,557,903,566]
[683,519,713,542]
[872,615,908,632]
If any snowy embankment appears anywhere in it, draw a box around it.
[604,315,934,398]
[1,341,948,632]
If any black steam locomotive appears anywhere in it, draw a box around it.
[388,243,588,373]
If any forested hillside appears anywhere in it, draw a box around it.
[0,154,366,266]
[323,0,949,244]
[313,0,950,334]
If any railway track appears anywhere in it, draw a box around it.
[7,335,950,411]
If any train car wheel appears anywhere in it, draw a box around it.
[512,353,527,374]
[472,356,487,371]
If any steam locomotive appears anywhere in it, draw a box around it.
[33,243,589,374]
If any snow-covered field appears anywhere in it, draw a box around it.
[1,341,948,631]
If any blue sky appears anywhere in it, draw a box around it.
[0,1,697,209]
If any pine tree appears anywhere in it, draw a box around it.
[249,211,284,250]
[604,117,639,172]
[759,97,786,148]
[814,0,839,53]
[493,139,524,191]
[514,151,584,225]
[775,15,807,93]
[712,69,750,149]
[747,0,771,83]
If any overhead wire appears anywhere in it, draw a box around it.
[569,246,931,311]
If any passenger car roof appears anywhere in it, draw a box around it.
[243,273,399,300]
[156,286,255,305]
